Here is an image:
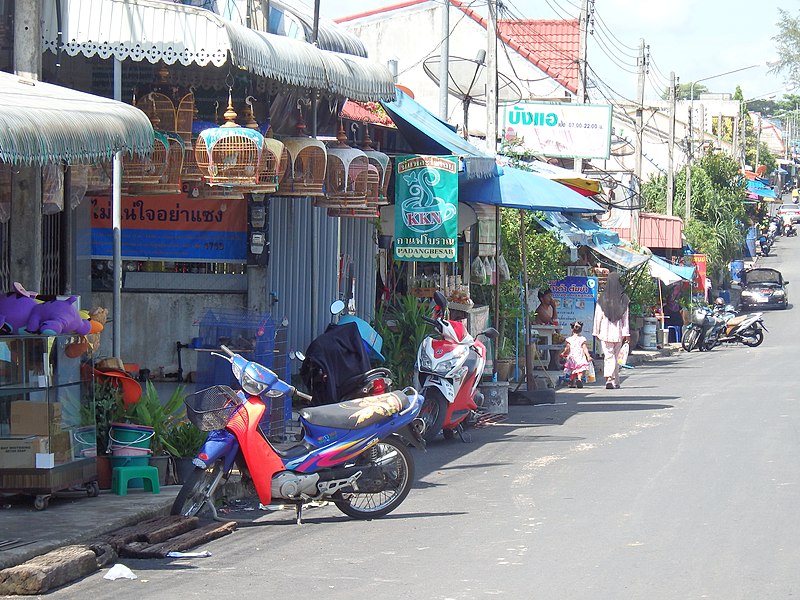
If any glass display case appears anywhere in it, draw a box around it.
[0,335,97,509]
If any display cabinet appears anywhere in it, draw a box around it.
[0,335,97,509]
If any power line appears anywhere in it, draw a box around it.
[591,6,638,52]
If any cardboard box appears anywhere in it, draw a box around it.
[10,401,62,436]
[50,430,72,463]
[0,436,50,469]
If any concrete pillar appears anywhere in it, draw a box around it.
[10,0,43,290]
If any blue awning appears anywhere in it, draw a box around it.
[746,180,777,199]
[537,213,618,247]
[459,166,605,213]
[649,254,695,284]
[381,89,496,179]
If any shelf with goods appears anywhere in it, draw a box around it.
[0,335,97,508]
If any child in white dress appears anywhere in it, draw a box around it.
[560,321,592,388]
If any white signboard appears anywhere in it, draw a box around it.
[503,102,613,160]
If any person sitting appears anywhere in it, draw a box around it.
[534,287,559,326]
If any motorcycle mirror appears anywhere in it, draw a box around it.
[482,327,500,339]
[288,350,306,362]
[433,290,448,310]
[330,300,346,315]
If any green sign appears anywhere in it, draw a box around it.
[393,155,459,262]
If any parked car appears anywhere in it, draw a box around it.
[777,203,800,223]
[740,267,789,310]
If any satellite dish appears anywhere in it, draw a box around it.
[423,54,522,140]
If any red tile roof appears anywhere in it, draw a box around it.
[336,0,579,94]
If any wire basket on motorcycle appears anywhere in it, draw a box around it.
[185,385,243,431]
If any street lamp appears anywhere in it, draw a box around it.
[686,64,761,222]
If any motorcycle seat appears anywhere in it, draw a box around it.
[299,391,410,430]
[727,316,747,327]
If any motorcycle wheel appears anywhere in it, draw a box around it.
[742,328,764,347]
[682,328,699,352]
[419,388,448,442]
[171,460,223,517]
[335,438,414,520]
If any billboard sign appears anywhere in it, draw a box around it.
[503,102,613,159]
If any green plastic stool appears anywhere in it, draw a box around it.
[111,465,160,496]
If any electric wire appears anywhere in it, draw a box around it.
[592,7,638,51]
[499,0,581,66]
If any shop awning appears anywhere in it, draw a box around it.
[459,166,605,213]
[589,241,649,270]
[746,180,777,199]
[537,212,618,247]
[41,0,396,102]
[524,160,603,196]
[648,254,695,285]
[381,89,497,179]
[0,72,153,165]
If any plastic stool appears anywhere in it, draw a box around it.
[667,325,682,343]
[111,465,160,496]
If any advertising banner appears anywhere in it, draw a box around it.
[687,254,708,300]
[91,194,248,262]
[394,155,459,262]
[503,102,613,159]
[549,276,599,351]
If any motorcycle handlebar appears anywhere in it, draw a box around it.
[220,345,235,357]
[422,316,439,326]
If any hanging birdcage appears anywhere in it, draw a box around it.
[316,122,368,208]
[123,130,169,185]
[195,92,265,188]
[326,164,379,218]
[151,133,185,194]
[136,92,177,133]
[277,111,326,197]
[257,136,289,193]
[360,128,392,205]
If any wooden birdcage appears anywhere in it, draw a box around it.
[326,164,379,218]
[277,113,326,197]
[317,123,368,207]
[136,92,177,133]
[360,129,391,205]
[176,93,194,144]
[256,136,289,193]
[195,93,264,187]
[123,130,169,185]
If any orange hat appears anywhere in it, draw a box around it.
[94,368,142,408]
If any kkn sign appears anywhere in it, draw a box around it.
[503,102,613,160]
[394,155,459,262]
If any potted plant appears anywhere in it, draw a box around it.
[90,379,127,489]
[494,337,516,381]
[123,381,187,484]
[163,421,207,484]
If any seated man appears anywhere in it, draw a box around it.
[534,287,558,326]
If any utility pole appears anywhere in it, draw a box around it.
[755,112,762,168]
[486,0,498,154]
[575,0,589,175]
[438,0,450,120]
[666,71,676,216]
[685,106,692,223]
[632,38,645,244]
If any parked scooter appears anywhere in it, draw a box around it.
[414,291,498,442]
[785,221,797,237]
[758,234,772,256]
[708,308,766,347]
[682,306,714,352]
[172,346,425,523]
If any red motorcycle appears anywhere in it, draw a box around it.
[414,292,498,442]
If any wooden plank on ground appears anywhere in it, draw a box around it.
[0,545,98,595]
[118,521,237,559]
[103,516,198,550]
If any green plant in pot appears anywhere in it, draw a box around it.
[163,421,207,484]
[91,379,126,456]
[123,381,187,456]
[494,337,516,381]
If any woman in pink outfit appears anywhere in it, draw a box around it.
[592,272,630,389]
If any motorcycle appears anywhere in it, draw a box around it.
[682,306,714,352]
[785,221,797,237]
[414,291,498,442]
[709,310,766,347]
[172,345,425,523]
[699,303,738,350]
[758,234,772,256]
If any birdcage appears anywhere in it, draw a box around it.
[315,123,368,208]
[122,131,169,185]
[277,113,326,197]
[256,136,289,193]
[176,92,194,143]
[154,133,185,193]
[137,92,177,133]
[360,129,391,205]
[326,162,380,218]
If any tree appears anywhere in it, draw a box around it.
[661,82,709,100]
[771,8,800,89]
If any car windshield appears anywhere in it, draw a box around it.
[745,269,781,285]
[779,204,798,211]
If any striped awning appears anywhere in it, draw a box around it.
[0,72,153,165]
[41,0,396,102]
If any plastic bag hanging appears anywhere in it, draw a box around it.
[498,255,511,282]
[471,256,487,283]
[483,257,493,285]
[42,163,64,215]
[68,165,89,210]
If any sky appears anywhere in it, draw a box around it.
[314,0,794,103]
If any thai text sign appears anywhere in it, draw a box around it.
[394,155,459,262]
[503,102,613,159]
[687,254,708,300]
[549,276,599,350]
[91,195,247,262]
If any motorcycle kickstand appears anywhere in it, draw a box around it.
[456,423,472,444]
[295,502,303,525]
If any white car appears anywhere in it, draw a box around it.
[777,204,800,223]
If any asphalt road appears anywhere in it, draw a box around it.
[49,238,799,600]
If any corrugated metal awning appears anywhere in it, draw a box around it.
[41,0,396,102]
[0,72,153,165]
